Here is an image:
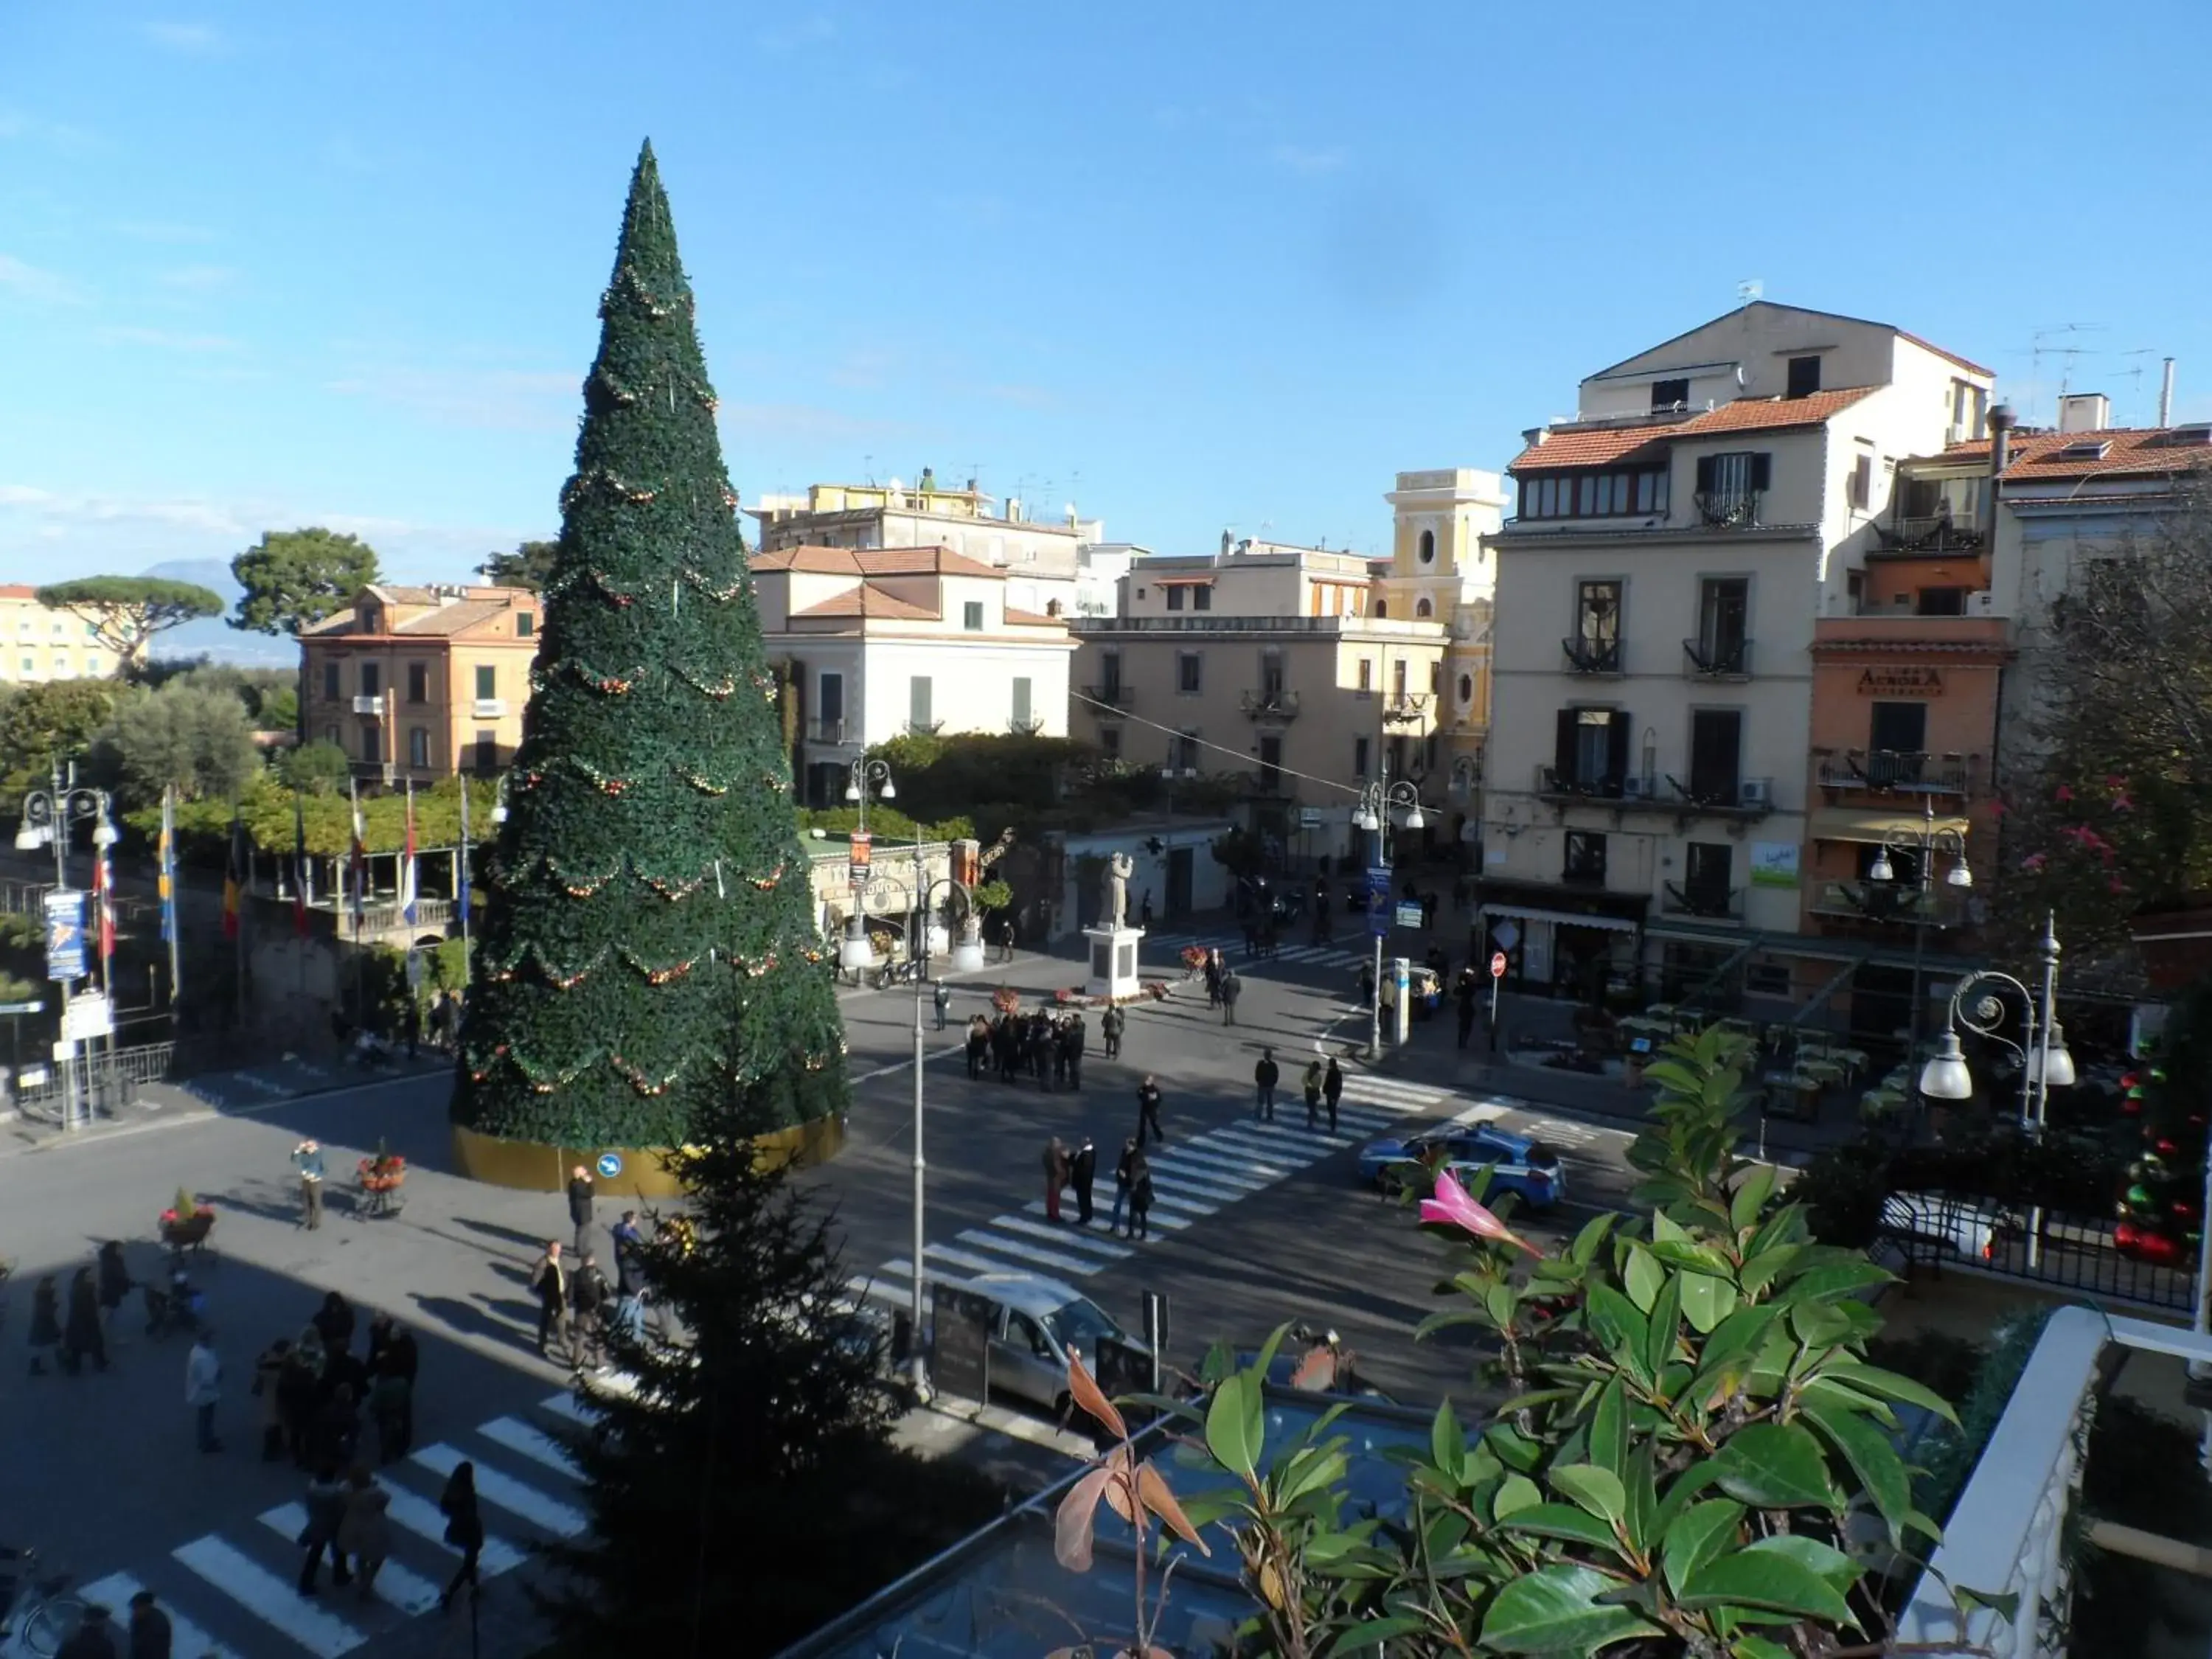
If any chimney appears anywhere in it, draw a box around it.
[1986,403,2015,542]
[2160,358,2177,426]
[2057,392,2110,434]
[1522,427,1548,449]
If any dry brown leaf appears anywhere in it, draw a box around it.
[1100,1445,1140,1527]
[1053,1465,1113,1571]
[1258,1557,1287,1610]
[1067,1349,1129,1440]
[1135,1458,1212,1555]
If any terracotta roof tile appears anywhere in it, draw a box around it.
[392,601,514,636]
[1004,607,1064,627]
[1507,388,1879,472]
[1676,386,1877,434]
[789,582,942,622]
[751,543,1005,580]
[1934,425,2212,484]
[1505,422,1681,473]
[0,585,38,600]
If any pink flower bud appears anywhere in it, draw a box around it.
[1419,1169,1540,1255]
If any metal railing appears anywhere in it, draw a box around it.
[1807,880,1960,927]
[7,1040,175,1126]
[1882,1193,2194,1312]
[1693,489,1761,529]
[1560,636,1622,675]
[1239,689,1300,720]
[1815,749,1973,794]
[1880,514,1986,553]
[1660,881,1743,920]
[1006,717,1045,736]
[1681,636,1753,678]
[805,717,852,744]
[1380,692,1430,725]
[1082,684,1134,710]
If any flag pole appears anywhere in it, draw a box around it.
[458,776,473,988]
[160,785,180,1010]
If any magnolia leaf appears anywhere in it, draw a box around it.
[1590,1376,1627,1480]
[1479,1564,1663,1654]
[1551,1462,1627,1524]
[1712,1422,1839,1511]
[1325,1618,1429,1654]
[1586,1284,1650,1370]
[1779,1261,1896,1304]
[1498,1501,1626,1555]
[1730,1163,1778,1231]
[1678,1270,1739,1334]
[1799,1397,1913,1536]
[1134,1458,1211,1554]
[1957,1585,2023,1622]
[1494,1472,1542,1520]
[1257,1557,1287,1610]
[1205,1371,1261,1481]
[1750,1532,1858,1596]
[1431,1399,1467,1482]
[1729,1636,1795,1659]
[1279,1445,1349,1509]
[1624,1244,1663,1313]
[1485,1279,1519,1332]
[1661,1498,1745,1596]
[1651,1208,1691,1246]
[1066,1349,1127,1441]
[1737,1243,1804,1295]
[1644,1270,1683,1376]
[1825,1357,1964,1425]
[1571,1211,1616,1266]
[1624,1442,1660,1554]
[1681,1543,1854,1624]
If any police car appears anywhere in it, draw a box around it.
[1357,1122,1565,1211]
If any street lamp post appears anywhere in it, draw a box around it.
[1918,911,2076,1265]
[15,762,116,1132]
[841,758,895,975]
[1866,797,1974,1124]
[1351,765,1425,1060]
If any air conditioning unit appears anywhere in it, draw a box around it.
[1966,591,1997,616]
[351,694,383,715]
[473,698,507,718]
[1621,776,1651,800]
[1738,779,1772,807]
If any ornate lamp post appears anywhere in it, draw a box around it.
[1350,768,1425,1060]
[15,762,116,1132]
[841,757,895,973]
[1867,797,1975,1119]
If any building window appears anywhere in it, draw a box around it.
[360,662,380,698]
[1192,585,1211,612]
[361,724,383,765]
[407,662,429,703]
[1257,734,1284,793]
[1693,452,1770,526]
[18,657,31,674]
[1375,600,1388,619]
[475,665,496,700]
[83,655,99,674]
[323,661,340,701]
[1693,578,1749,674]
[52,654,66,672]
[909,676,934,731]
[1571,580,1622,672]
[475,731,498,773]
[516,611,534,637]
[963,601,984,630]
[1457,672,1473,705]
[1786,355,1822,398]
[1916,586,1967,616]
[1353,737,1370,778]
[1424,732,1439,769]
[324,725,340,747]
[1099,650,1122,698]
[1553,706,1628,795]
[1417,529,1436,565]
[1518,468,1669,521]
[1166,585,1186,612]
[1011,677,1033,728]
[1176,652,1202,695]
[1868,700,1928,761]
[818,671,844,731]
[1392,659,1408,699]
[1848,451,1874,511]
[1429,659,1442,694]
[1688,709,1744,804]
[408,727,430,768]
[1651,378,1689,411]
[1563,831,1607,886]
[1171,730,1200,771]
[1684,843,1733,913]
[1259,648,1284,702]
[1357,658,1373,694]
[1415,596,1433,618]
[1100,726,1121,758]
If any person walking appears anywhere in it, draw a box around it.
[529,1241,570,1359]
[312,1290,356,1355]
[995,917,1016,964]
[25,1274,59,1376]
[126,1590,173,1659]
[381,1323,418,1455]
[1220,969,1242,1026]
[964,1015,990,1079]
[933,979,952,1032]
[566,1165,596,1257]
[610,1210,647,1298]
[1042,1137,1069,1223]
[401,999,421,1062]
[1065,1012,1087,1089]
[1322,1057,1344,1134]
[310,1382,361,1472]
[96,1242,133,1335]
[569,1253,611,1371]
[1455,972,1479,1049]
[1068,1135,1097,1226]
[253,1336,293,1461]
[1109,1136,1137,1236]
[1203,952,1222,1008]
[338,1467,392,1601]
[1358,961,1377,1009]
[1303,1058,1325,1130]
[185,1328,222,1453]
[296,1463,352,1594]
[291,1140,327,1231]
[436,1461,484,1614]
[369,1352,411,1464]
[1100,1004,1124,1061]
[63,1266,108,1374]
[1253,1048,1279,1121]
[1135,1075,1165,1147]
[54,1604,119,1659]
[1139,891,1154,928]
[1125,1148,1155,1242]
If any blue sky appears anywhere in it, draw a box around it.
[4,0,2209,597]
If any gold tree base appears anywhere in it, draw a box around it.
[449,1113,846,1198]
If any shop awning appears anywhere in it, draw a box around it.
[1478,902,1638,935]
[1808,807,1969,844]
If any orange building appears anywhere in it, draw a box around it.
[299,584,541,782]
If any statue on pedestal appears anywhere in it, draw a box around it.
[1102,852,1133,931]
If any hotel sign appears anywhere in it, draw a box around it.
[1857,666,1944,697]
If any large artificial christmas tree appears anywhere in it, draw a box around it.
[454,142,846,1152]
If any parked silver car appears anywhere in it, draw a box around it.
[953,1272,1145,1415]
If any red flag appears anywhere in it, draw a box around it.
[93,837,116,965]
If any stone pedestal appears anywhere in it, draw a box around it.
[1084,925,1146,1001]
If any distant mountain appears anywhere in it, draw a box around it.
[139,557,293,665]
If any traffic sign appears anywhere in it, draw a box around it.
[1393,902,1425,928]
[0,1000,44,1017]
[596,1151,624,1179]
[1490,951,1507,979]
[62,992,111,1042]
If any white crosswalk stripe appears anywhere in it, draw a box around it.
[411,1443,586,1537]
[953,1226,1103,1276]
[1139,1188,1219,1219]
[928,1238,1075,1277]
[990,1214,1133,1259]
[1242,1119,1354,1150]
[257,1506,445,1616]
[173,1537,366,1658]
[1146,1143,1272,1184]
[378,1483,529,1576]
[73,1573,241,1659]
[1144,1169,1251,1206]
[477,1415,583,1479]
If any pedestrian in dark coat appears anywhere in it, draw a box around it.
[1323,1057,1344,1133]
[1065,1014,1087,1089]
[1220,971,1241,1026]
[611,1211,647,1297]
[1100,1004,1124,1060]
[965,1015,990,1079]
[253,1336,292,1461]
[279,1335,321,1465]
[96,1242,132,1330]
[529,1242,569,1357]
[566,1166,597,1256]
[1203,955,1222,1007]
[1135,1076,1165,1145]
[27,1274,60,1374]
[1043,1137,1069,1223]
[313,1290,355,1355]
[54,1604,119,1659]
[1304,1059,1325,1130]
[1110,1137,1137,1236]
[63,1267,108,1374]
[296,1464,352,1593]
[381,1325,418,1455]
[1253,1048,1279,1121]
[127,1590,173,1659]
[437,1462,484,1613]
[1125,1150,1155,1241]
[1068,1135,1098,1225]
[364,1311,393,1377]
[310,1382,361,1471]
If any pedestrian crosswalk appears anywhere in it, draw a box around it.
[1142,931,1378,978]
[69,1388,594,1658]
[844,1073,1448,1315]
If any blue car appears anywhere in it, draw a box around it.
[1358,1121,1565,1211]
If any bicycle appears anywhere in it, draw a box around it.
[0,1548,86,1658]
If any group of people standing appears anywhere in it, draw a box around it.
[1037,1074,1175,1241]
[21,1241,136,1377]
[967,1007,1099,1088]
[251,1293,420,1472]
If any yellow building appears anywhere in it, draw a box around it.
[1377,469,1507,811]
[299,584,540,782]
[0,584,116,684]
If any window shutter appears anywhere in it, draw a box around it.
[1554,709,1576,782]
[1606,711,1632,785]
[1751,453,1773,492]
[1694,455,1716,494]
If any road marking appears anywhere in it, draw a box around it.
[73,1573,240,1659]
[1144,1169,1259,1206]
[1143,1157,1266,1197]
[1330,1104,1402,1130]
[850,1043,969,1082]
[925,1240,1067,1278]
[377,1486,527,1577]
[953,1227,1103,1277]
[1183,1133,1299,1176]
[991,1214,1133,1258]
[1242,1121,1354,1151]
[477,1415,582,1480]
[173,1535,366,1658]
[849,1275,910,1311]
[1141,1143,1272,1185]
[1023,1197,1187,1231]
[257,1505,444,1615]
[1137,1188,1217,1219]
[538,1389,597,1425]
[409,1444,587,1537]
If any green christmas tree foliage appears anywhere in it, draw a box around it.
[453,143,846,1148]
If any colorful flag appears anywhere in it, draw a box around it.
[221,804,245,940]
[92,821,116,973]
[456,779,472,928]
[400,781,419,927]
[293,791,310,938]
[158,787,177,947]
[349,779,368,924]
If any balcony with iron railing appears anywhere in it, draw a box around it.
[1239,689,1300,721]
[1082,684,1135,713]
[1815,749,1975,796]
[1692,488,1761,529]
[1380,692,1431,726]
[1806,880,1963,928]
[805,717,855,745]
[1660,881,1744,921]
[1876,512,1987,554]
[1534,765,1674,811]
[1560,637,1622,675]
[1680,636,1753,679]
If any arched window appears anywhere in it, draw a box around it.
[1418,529,1436,564]
[1415,597,1433,618]
[1458,672,1474,705]
[1374,600,1388,618]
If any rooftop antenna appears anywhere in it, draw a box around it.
[1737,278,1764,303]
[2115,349,2157,425]
[2028,324,2107,424]
[862,453,875,485]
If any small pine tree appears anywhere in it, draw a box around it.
[540,1085,1003,1651]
